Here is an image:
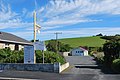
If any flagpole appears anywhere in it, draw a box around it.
[33,11,36,64]
[34,11,36,42]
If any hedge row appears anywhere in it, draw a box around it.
[0,48,66,64]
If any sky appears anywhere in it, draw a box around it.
[0,0,120,41]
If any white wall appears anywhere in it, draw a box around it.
[9,44,15,50]
[0,43,23,50]
[71,48,88,56]
[59,62,69,73]
[71,48,84,56]
[84,50,88,56]
[19,45,24,50]
[0,43,5,49]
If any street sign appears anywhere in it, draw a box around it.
[34,41,46,64]
[34,41,46,51]
[24,45,35,64]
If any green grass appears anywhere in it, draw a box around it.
[59,36,106,48]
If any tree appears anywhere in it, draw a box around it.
[96,33,103,36]
[46,40,72,52]
[101,35,120,41]
[103,40,120,64]
[115,34,120,36]
[59,44,71,52]
[46,40,57,52]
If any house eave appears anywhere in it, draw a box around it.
[0,39,33,46]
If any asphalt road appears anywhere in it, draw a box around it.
[0,56,120,80]
[63,56,120,80]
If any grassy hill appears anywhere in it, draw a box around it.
[59,36,106,48]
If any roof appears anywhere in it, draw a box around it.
[71,47,88,51]
[0,32,32,45]
[80,47,87,51]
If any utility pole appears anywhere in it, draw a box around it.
[54,32,62,53]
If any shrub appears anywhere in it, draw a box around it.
[103,40,120,64]
[90,51,97,56]
[111,59,120,73]
[95,52,104,64]
[0,49,24,63]
[0,49,66,64]
[36,50,66,65]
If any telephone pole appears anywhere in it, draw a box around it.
[54,32,62,53]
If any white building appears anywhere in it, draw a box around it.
[70,47,88,56]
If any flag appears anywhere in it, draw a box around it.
[36,24,41,33]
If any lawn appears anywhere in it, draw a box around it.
[59,36,106,48]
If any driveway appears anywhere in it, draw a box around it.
[62,56,120,80]
[65,56,96,65]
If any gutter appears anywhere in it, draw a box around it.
[0,39,33,46]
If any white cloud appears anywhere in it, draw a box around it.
[39,27,120,39]
[0,0,120,40]
[35,0,120,29]
[0,22,32,29]
[10,27,120,40]
[0,1,32,29]
[1,0,119,30]
[0,2,18,22]
[11,31,33,40]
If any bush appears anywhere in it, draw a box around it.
[111,59,120,73]
[103,40,120,64]
[95,52,104,64]
[36,50,66,65]
[0,49,66,64]
[89,51,97,56]
[0,48,24,63]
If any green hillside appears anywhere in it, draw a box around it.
[59,36,106,48]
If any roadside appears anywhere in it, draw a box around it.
[0,56,120,80]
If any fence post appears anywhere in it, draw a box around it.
[54,62,60,73]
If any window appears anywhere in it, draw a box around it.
[76,51,84,53]
[76,51,81,53]
[5,43,9,48]
[15,44,19,50]
[80,51,84,53]
[5,43,9,46]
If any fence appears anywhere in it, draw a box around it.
[0,62,69,73]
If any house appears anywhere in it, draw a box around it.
[70,47,88,56]
[0,32,32,50]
